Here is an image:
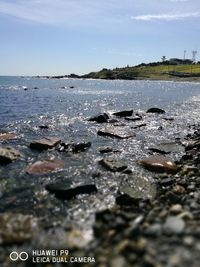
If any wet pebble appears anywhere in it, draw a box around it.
[139,155,177,173]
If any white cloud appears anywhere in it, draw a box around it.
[131,12,200,21]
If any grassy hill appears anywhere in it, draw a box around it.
[81,62,200,80]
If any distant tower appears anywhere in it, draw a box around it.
[184,50,186,60]
[192,50,197,62]
[162,56,166,62]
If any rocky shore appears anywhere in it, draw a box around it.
[1,107,200,266]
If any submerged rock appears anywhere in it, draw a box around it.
[88,113,109,123]
[113,110,133,117]
[0,213,38,244]
[99,158,128,172]
[45,183,98,200]
[0,147,21,164]
[38,125,49,129]
[146,107,165,114]
[98,128,135,139]
[148,142,185,155]
[26,159,64,175]
[139,155,177,173]
[30,137,61,150]
[0,133,17,142]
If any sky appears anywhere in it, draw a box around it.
[0,0,200,76]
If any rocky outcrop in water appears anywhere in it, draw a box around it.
[88,113,109,123]
[30,137,61,150]
[0,147,21,164]
[146,107,165,114]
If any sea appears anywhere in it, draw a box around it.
[0,76,200,229]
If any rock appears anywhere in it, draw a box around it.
[0,147,21,164]
[70,86,74,89]
[163,117,174,121]
[146,107,165,114]
[0,133,17,142]
[139,155,177,173]
[125,116,142,122]
[0,213,38,244]
[112,110,133,117]
[163,216,185,234]
[185,140,200,151]
[169,204,183,214]
[25,160,64,175]
[45,183,98,200]
[38,125,49,129]
[132,123,147,129]
[99,147,114,154]
[71,142,91,153]
[98,128,135,139]
[172,185,186,195]
[158,177,175,187]
[99,158,128,172]
[148,142,185,155]
[88,113,109,123]
[118,185,148,202]
[30,137,61,150]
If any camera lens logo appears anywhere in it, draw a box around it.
[10,252,29,261]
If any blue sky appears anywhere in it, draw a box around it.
[0,0,200,75]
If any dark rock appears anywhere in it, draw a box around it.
[25,159,64,175]
[172,185,186,195]
[38,125,49,129]
[57,142,69,152]
[0,147,21,164]
[99,147,114,154]
[99,158,128,172]
[34,87,39,89]
[146,107,165,114]
[163,117,174,121]
[70,86,74,89]
[125,116,142,122]
[0,133,17,142]
[132,123,147,129]
[71,142,91,153]
[113,110,133,117]
[163,216,185,235]
[0,213,38,244]
[98,128,135,139]
[185,140,200,151]
[139,155,177,173]
[158,177,175,187]
[88,113,109,123]
[30,137,61,150]
[45,183,98,200]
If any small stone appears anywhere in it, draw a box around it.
[88,113,109,123]
[0,147,21,164]
[99,158,128,172]
[177,211,193,220]
[71,142,91,153]
[25,159,64,175]
[99,147,114,154]
[172,185,186,195]
[125,116,142,122]
[30,137,61,150]
[163,216,185,234]
[0,133,17,142]
[146,107,165,114]
[0,213,38,244]
[169,204,183,214]
[38,125,49,129]
[112,110,133,117]
[98,128,135,139]
[139,155,177,173]
[45,183,98,200]
[183,236,194,246]
[158,177,175,187]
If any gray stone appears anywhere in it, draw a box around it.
[99,158,128,172]
[98,127,135,139]
[163,216,185,234]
